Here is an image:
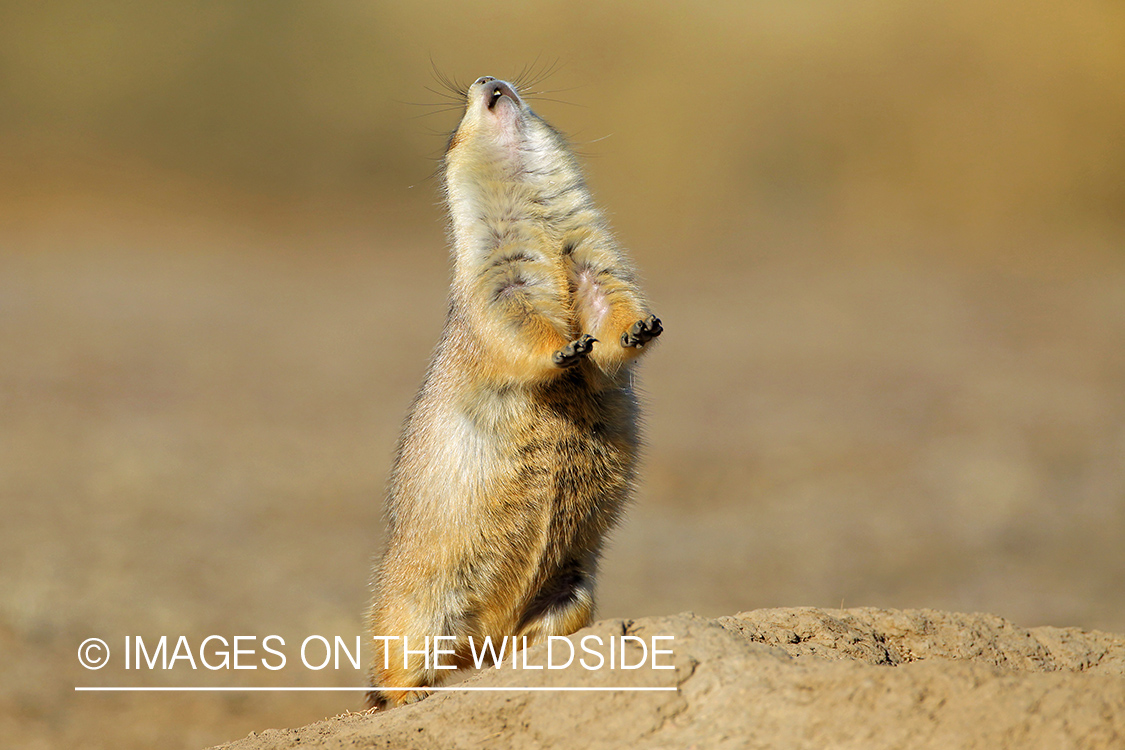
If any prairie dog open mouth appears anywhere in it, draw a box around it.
[480,79,519,110]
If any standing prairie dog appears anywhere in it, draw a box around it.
[366,76,662,708]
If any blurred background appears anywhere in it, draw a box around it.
[2,1,1123,747]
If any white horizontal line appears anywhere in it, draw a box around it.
[75,686,677,692]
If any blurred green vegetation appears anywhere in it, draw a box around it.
[2,0,1123,241]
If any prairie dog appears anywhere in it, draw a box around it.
[366,76,661,708]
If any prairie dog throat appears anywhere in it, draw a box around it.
[366,75,662,708]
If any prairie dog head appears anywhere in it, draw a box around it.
[446,77,525,156]
[445,77,540,171]
[443,77,581,227]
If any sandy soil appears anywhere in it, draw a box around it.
[211,608,1125,749]
[2,196,1124,748]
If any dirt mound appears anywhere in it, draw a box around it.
[211,608,1125,749]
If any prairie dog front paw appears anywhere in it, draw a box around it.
[552,334,597,368]
[621,315,662,348]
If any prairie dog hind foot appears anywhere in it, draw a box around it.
[365,687,432,711]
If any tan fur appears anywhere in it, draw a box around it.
[365,76,661,708]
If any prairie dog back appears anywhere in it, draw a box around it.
[366,75,662,708]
